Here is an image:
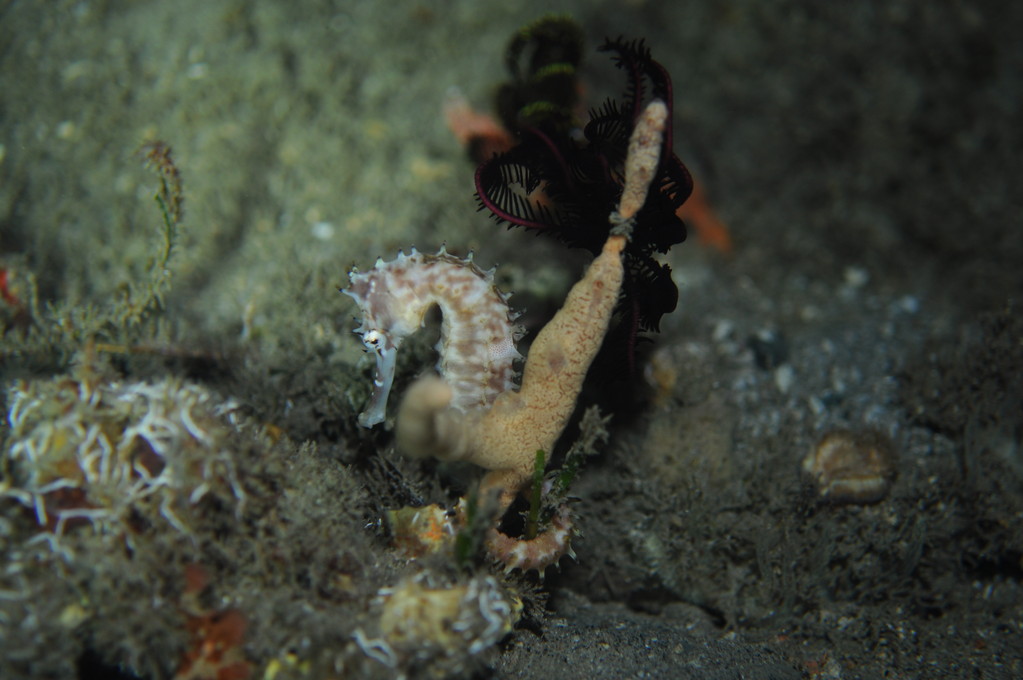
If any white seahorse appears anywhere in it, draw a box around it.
[341,247,523,428]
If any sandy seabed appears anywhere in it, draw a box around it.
[1,2,1021,678]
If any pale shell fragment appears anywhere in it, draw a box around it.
[803,429,896,504]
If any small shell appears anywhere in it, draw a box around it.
[802,429,896,504]
[387,504,456,558]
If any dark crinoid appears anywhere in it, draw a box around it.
[495,14,585,134]
[476,35,693,357]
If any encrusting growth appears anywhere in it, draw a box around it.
[343,100,668,574]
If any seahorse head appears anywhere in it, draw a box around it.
[342,249,428,427]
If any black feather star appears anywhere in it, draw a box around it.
[475,36,693,338]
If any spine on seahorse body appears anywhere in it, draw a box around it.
[341,247,523,427]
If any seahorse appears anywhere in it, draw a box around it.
[342,248,580,575]
[341,247,523,428]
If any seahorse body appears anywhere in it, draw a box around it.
[341,247,523,428]
[343,246,574,576]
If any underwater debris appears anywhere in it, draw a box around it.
[176,608,251,680]
[444,87,516,164]
[387,503,458,559]
[0,262,35,335]
[802,429,897,505]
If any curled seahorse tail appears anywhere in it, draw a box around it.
[486,504,574,577]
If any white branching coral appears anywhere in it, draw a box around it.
[343,100,669,574]
[1,375,251,544]
[353,572,517,677]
